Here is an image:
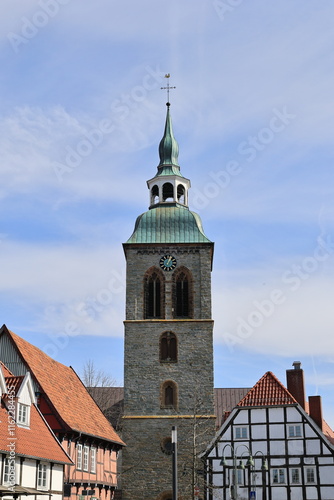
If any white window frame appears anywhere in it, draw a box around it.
[288,424,302,438]
[17,403,30,426]
[305,467,316,484]
[291,468,300,484]
[234,426,248,440]
[3,457,15,485]
[37,463,48,490]
[90,448,96,473]
[83,446,89,472]
[77,444,83,470]
[272,468,286,484]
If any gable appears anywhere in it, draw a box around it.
[1,325,124,446]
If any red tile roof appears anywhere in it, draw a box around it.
[0,384,71,464]
[4,375,24,394]
[5,328,124,446]
[237,371,297,407]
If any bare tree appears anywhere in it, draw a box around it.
[81,360,123,430]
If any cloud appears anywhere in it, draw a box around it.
[0,238,126,337]
[213,263,334,357]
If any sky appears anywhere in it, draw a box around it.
[1,1,334,425]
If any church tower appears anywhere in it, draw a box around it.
[122,101,215,500]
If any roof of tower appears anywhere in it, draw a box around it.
[157,104,183,177]
[125,205,212,244]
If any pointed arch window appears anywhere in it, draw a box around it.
[162,182,174,202]
[173,268,193,318]
[161,380,178,409]
[160,332,177,362]
[144,269,165,319]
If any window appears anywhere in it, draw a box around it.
[151,185,159,205]
[236,469,244,485]
[173,268,192,318]
[77,444,82,470]
[144,270,164,319]
[161,381,177,409]
[17,403,29,426]
[272,468,285,484]
[234,427,248,439]
[305,467,315,484]
[162,182,174,202]
[83,446,89,471]
[177,184,185,204]
[288,424,302,438]
[291,468,300,484]
[161,437,172,455]
[3,457,15,485]
[37,463,48,489]
[160,332,177,362]
[90,448,96,473]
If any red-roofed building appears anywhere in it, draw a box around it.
[202,363,334,500]
[0,363,72,500]
[0,325,124,500]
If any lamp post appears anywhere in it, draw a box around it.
[220,445,268,500]
[249,451,268,500]
[172,426,178,500]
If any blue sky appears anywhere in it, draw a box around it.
[1,1,334,425]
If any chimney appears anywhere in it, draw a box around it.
[309,395,323,431]
[286,361,306,410]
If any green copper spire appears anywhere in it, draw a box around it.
[158,104,180,170]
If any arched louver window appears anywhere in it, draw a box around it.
[173,269,192,318]
[162,182,174,202]
[151,185,159,205]
[161,380,177,409]
[160,332,177,362]
[177,184,185,204]
[144,269,164,319]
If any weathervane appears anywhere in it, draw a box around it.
[161,73,176,107]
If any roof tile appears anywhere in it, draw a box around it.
[6,329,124,446]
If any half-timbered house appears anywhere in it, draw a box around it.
[0,325,125,500]
[202,363,334,500]
[0,362,72,500]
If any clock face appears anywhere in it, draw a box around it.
[159,254,177,272]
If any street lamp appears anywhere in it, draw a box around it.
[220,445,268,500]
[172,426,177,500]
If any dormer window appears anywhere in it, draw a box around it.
[17,403,30,426]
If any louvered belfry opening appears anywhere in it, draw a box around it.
[144,269,164,319]
[173,269,192,318]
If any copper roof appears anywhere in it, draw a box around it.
[5,328,124,446]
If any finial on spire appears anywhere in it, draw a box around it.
[161,73,176,106]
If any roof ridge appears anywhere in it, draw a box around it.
[237,371,297,407]
[4,327,124,446]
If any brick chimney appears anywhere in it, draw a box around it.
[309,395,323,431]
[286,361,306,410]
